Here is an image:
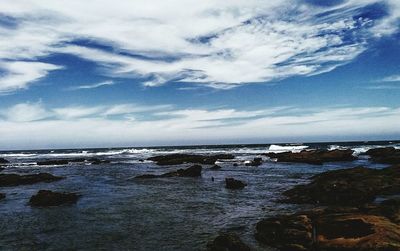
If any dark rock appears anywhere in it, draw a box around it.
[36,158,110,166]
[0,193,5,200]
[282,165,400,205]
[135,165,202,179]
[0,158,9,165]
[207,233,251,251]
[89,158,111,165]
[233,163,239,167]
[225,178,247,189]
[0,167,4,172]
[148,154,234,165]
[255,202,400,251]
[29,190,79,207]
[365,147,400,164]
[265,149,356,165]
[245,157,262,166]
[0,173,64,187]
[36,159,71,165]
[210,165,222,170]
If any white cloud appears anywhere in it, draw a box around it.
[0,61,62,93]
[381,74,400,82]
[0,0,398,89]
[0,102,49,122]
[67,80,115,90]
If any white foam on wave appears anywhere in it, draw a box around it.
[267,144,309,153]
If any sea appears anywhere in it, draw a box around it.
[0,140,399,251]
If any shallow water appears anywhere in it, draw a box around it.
[0,142,397,250]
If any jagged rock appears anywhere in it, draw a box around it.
[29,190,79,207]
[365,147,400,164]
[265,149,356,165]
[282,165,400,205]
[207,233,251,251]
[225,178,247,189]
[0,158,9,165]
[135,165,202,178]
[148,154,234,165]
[89,158,111,165]
[210,165,222,170]
[255,202,400,251]
[0,173,64,187]
[245,157,262,166]
[0,193,5,200]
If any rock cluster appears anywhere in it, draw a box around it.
[29,190,79,207]
[0,173,64,187]
[265,149,356,165]
[365,147,400,164]
[36,158,110,166]
[135,165,202,178]
[147,154,234,165]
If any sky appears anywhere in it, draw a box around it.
[0,0,400,150]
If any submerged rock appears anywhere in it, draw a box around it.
[225,178,247,189]
[207,233,251,251]
[0,173,64,187]
[245,157,262,166]
[255,201,400,251]
[0,193,5,200]
[265,149,356,165]
[147,154,234,165]
[210,165,222,170]
[29,190,79,207]
[0,158,9,165]
[36,158,110,166]
[89,158,111,165]
[282,165,400,205]
[135,165,202,179]
[365,147,400,164]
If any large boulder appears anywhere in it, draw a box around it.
[365,147,400,164]
[0,158,9,165]
[29,190,79,207]
[282,165,400,205]
[265,149,356,165]
[148,154,234,165]
[207,233,251,251]
[135,165,202,179]
[225,178,247,189]
[0,173,64,187]
[255,202,400,251]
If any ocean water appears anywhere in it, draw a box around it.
[0,141,399,251]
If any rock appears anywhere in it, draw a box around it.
[255,202,400,251]
[0,158,9,165]
[245,157,262,166]
[225,178,247,189]
[0,167,4,172]
[207,233,251,251]
[36,158,110,166]
[89,158,111,165]
[210,165,222,170]
[0,173,64,187]
[365,147,400,164]
[29,190,79,207]
[135,165,202,179]
[36,159,71,165]
[282,165,400,205]
[265,149,356,165]
[148,154,234,166]
[0,193,5,200]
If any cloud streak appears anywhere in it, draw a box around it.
[67,80,115,90]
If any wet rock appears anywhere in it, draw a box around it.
[225,178,247,189]
[29,190,79,207]
[0,173,64,187]
[0,193,5,200]
[245,157,262,166]
[210,165,222,170]
[148,154,234,165]
[282,165,400,205]
[89,158,111,165]
[265,149,356,165]
[0,158,9,165]
[365,147,400,164]
[36,158,110,166]
[0,167,4,172]
[36,159,72,165]
[207,233,251,251]
[255,202,400,251]
[135,165,202,178]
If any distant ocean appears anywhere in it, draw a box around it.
[0,140,399,250]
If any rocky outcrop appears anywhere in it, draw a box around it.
[207,233,251,251]
[0,158,9,165]
[0,193,5,200]
[0,173,64,187]
[281,165,400,205]
[37,158,111,166]
[265,149,356,165]
[147,154,234,166]
[29,190,79,207]
[245,157,262,166]
[210,165,222,170]
[365,147,400,164]
[255,201,400,251]
[225,178,247,189]
[135,165,202,179]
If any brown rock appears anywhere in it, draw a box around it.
[265,149,356,165]
[365,147,400,164]
[148,154,234,165]
[225,178,247,189]
[135,165,202,178]
[0,173,64,187]
[29,190,79,207]
[207,233,251,251]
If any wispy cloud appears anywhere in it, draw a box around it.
[381,74,400,82]
[67,80,115,90]
[0,0,399,90]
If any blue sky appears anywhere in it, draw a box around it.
[0,0,399,149]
